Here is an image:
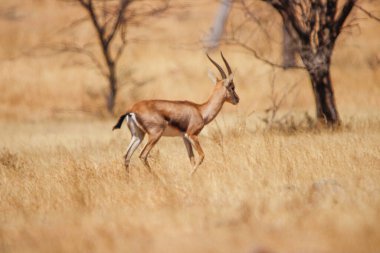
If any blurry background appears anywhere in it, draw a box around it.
[0,0,379,122]
[1,1,380,253]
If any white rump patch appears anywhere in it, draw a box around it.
[126,113,145,133]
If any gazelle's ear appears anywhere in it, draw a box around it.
[208,69,217,84]
[223,73,234,87]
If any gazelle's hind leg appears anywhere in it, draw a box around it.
[124,115,145,175]
[139,128,164,177]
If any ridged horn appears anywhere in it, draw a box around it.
[220,52,232,75]
[206,53,226,79]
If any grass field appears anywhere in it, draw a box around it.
[1,1,380,253]
[1,118,380,253]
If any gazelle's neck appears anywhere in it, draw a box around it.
[199,84,226,124]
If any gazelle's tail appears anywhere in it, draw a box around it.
[112,113,129,130]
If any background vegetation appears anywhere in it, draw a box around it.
[0,1,379,252]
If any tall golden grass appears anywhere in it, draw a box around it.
[1,119,380,253]
[0,1,380,252]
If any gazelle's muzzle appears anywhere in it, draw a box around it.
[232,92,239,105]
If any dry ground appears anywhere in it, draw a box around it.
[1,0,380,253]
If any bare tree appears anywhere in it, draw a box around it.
[261,0,359,126]
[229,0,378,126]
[72,0,169,114]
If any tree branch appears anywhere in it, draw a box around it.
[326,0,338,24]
[281,1,310,42]
[240,0,272,40]
[226,36,305,70]
[105,0,130,46]
[355,4,380,22]
[333,0,357,38]
[80,0,106,45]
[263,0,310,42]
[54,42,109,77]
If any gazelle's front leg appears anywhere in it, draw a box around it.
[187,134,205,175]
[183,136,196,166]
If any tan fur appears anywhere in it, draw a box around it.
[115,54,239,176]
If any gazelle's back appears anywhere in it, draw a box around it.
[130,100,204,135]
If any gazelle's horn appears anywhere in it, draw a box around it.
[206,53,226,79]
[221,52,232,75]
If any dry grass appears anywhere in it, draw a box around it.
[1,118,380,253]
[1,0,380,252]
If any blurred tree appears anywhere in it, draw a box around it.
[203,0,232,50]
[205,0,298,67]
[72,0,169,114]
[262,0,358,126]
[228,0,380,126]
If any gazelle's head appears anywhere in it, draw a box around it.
[207,52,240,105]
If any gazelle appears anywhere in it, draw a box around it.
[113,52,239,176]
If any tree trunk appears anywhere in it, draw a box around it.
[308,67,340,126]
[107,65,117,114]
